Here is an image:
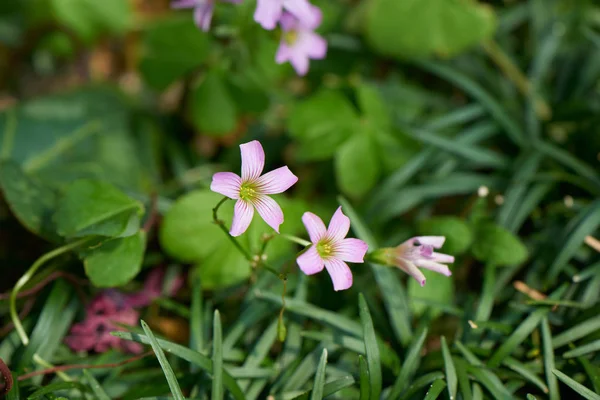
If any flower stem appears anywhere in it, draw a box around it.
[212,197,252,261]
[280,234,311,247]
[10,237,94,346]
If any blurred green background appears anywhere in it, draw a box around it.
[0,0,599,399]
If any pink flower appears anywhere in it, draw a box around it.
[296,207,368,291]
[171,0,242,31]
[376,236,454,287]
[65,292,144,354]
[210,140,298,237]
[254,0,318,30]
[65,268,184,354]
[275,9,327,76]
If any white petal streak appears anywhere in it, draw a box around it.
[296,246,324,275]
[415,259,452,277]
[324,258,353,291]
[240,140,265,181]
[210,172,241,199]
[253,195,284,233]
[414,236,445,248]
[326,206,350,242]
[256,166,298,194]
[302,212,326,243]
[335,238,368,263]
[230,200,254,237]
[396,259,426,287]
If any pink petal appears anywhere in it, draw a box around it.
[276,42,292,64]
[256,166,298,194]
[396,259,426,287]
[210,172,241,199]
[414,236,445,248]
[335,238,368,263]
[253,195,284,233]
[283,0,321,29]
[302,212,326,243]
[296,245,324,275]
[240,141,265,181]
[305,32,327,59]
[194,3,214,31]
[230,199,254,236]
[415,259,452,277]
[326,206,350,242]
[254,0,283,30]
[289,51,310,76]
[324,258,353,291]
[278,12,298,31]
[431,252,455,263]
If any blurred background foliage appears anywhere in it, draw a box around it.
[1,0,600,398]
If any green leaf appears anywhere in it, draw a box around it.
[54,179,143,238]
[441,337,458,400]
[418,216,473,254]
[356,83,392,130]
[212,311,223,400]
[335,132,380,198]
[0,160,59,241]
[553,369,600,400]
[358,294,382,400]
[141,320,185,400]
[139,17,210,90]
[365,0,496,58]
[358,355,370,400]
[190,72,238,136]
[471,221,528,266]
[288,90,358,161]
[82,231,146,287]
[311,349,328,400]
[51,0,132,43]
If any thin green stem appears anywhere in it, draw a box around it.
[212,197,252,261]
[281,234,311,247]
[10,237,94,345]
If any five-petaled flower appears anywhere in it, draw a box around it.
[171,0,242,31]
[254,0,318,30]
[210,140,299,237]
[375,236,454,286]
[296,207,368,291]
[276,9,327,76]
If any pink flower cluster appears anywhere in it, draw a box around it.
[65,268,183,354]
[211,140,456,291]
[171,0,327,75]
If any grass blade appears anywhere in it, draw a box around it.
[212,310,223,400]
[541,318,560,400]
[441,337,457,399]
[563,339,600,358]
[400,372,446,399]
[454,358,473,400]
[190,277,203,353]
[310,349,328,400]
[553,369,600,400]
[553,315,600,348]
[358,355,370,400]
[358,294,382,400]
[83,370,110,400]
[423,380,447,400]
[27,382,87,399]
[141,320,185,400]
[503,358,548,394]
[387,327,428,399]
[290,376,355,400]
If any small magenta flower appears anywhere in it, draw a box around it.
[275,10,327,76]
[211,140,298,237]
[171,0,242,31]
[297,207,368,291]
[374,236,454,287]
[254,0,318,30]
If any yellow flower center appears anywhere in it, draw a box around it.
[284,30,298,45]
[316,240,334,259]
[239,182,258,201]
